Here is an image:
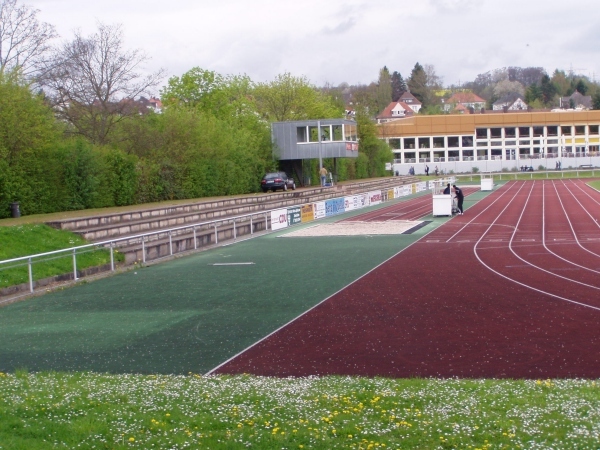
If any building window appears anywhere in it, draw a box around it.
[547,126,558,136]
[476,128,488,139]
[462,136,473,147]
[561,126,572,136]
[447,136,459,147]
[418,137,430,148]
[388,138,400,149]
[309,126,319,142]
[433,137,444,148]
[519,127,531,137]
[505,127,516,138]
[344,124,357,141]
[332,125,343,141]
[575,126,586,135]
[590,125,599,135]
[404,137,415,149]
[297,126,308,143]
[533,126,544,137]
[490,128,502,138]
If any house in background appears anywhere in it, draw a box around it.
[376,91,422,124]
[493,94,528,111]
[376,101,416,123]
[443,92,486,113]
[397,91,422,113]
[559,91,592,110]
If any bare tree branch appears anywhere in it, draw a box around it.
[0,0,57,77]
[41,23,166,144]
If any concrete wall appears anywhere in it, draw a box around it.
[394,155,600,176]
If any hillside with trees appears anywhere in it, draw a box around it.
[1,0,598,218]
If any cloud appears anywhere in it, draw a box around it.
[322,17,357,35]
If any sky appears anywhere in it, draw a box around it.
[31,0,600,92]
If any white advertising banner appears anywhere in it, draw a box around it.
[404,185,412,196]
[314,201,327,219]
[416,182,427,192]
[344,196,357,211]
[270,208,289,230]
[368,190,382,205]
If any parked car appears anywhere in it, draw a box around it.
[261,172,296,192]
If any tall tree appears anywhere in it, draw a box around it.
[575,78,588,95]
[550,69,570,96]
[375,66,392,113]
[42,23,165,145]
[540,74,557,105]
[0,0,57,77]
[407,62,427,104]
[391,71,407,102]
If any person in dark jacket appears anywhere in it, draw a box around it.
[443,183,451,194]
[453,184,464,215]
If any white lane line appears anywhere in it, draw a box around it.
[473,181,600,311]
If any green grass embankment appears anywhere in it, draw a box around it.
[0,224,122,289]
[0,372,598,449]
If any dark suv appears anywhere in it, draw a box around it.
[261,172,296,192]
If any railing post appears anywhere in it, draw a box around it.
[233,218,237,240]
[250,216,253,235]
[169,231,173,255]
[193,226,197,250]
[28,257,33,293]
[265,212,269,230]
[142,237,146,264]
[214,224,218,244]
[110,242,115,271]
[72,248,78,281]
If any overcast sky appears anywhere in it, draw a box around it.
[31,0,600,91]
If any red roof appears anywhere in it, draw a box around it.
[446,92,485,104]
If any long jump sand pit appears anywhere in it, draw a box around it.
[281,220,425,237]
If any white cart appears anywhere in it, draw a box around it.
[481,173,493,191]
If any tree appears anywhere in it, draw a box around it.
[575,79,588,95]
[407,62,427,104]
[253,72,341,121]
[524,83,542,104]
[540,74,557,106]
[592,91,600,110]
[550,69,570,96]
[0,71,61,216]
[391,71,407,101]
[42,23,165,144]
[355,107,393,177]
[375,66,392,113]
[493,79,525,99]
[0,0,57,77]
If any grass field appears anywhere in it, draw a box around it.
[0,224,122,289]
[1,372,599,450]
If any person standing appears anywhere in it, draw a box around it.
[319,166,327,186]
[425,165,429,176]
[453,184,464,215]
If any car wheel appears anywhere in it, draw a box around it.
[292,182,296,190]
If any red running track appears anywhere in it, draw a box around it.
[212,181,600,378]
